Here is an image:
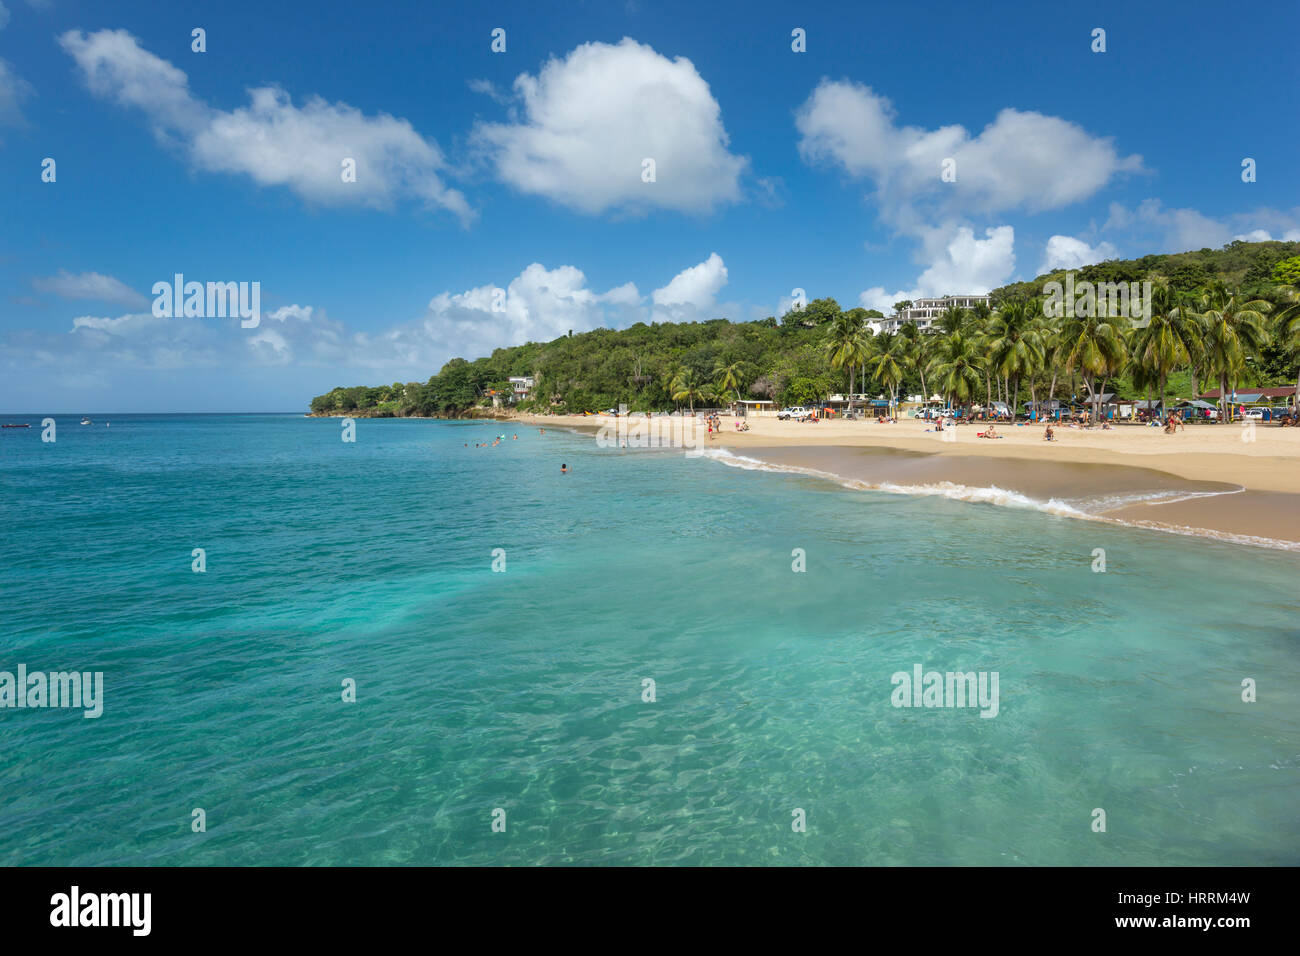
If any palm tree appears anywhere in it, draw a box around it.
[713,361,745,410]
[896,321,931,402]
[1133,283,1198,419]
[936,303,970,336]
[1195,282,1272,422]
[927,330,983,411]
[1060,313,1128,424]
[1272,286,1300,412]
[985,298,1043,419]
[1037,317,1064,419]
[864,331,906,415]
[670,368,706,414]
[824,311,871,415]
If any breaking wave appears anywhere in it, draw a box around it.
[699,447,1297,552]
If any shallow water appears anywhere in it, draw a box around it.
[1,415,1297,865]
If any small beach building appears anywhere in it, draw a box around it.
[736,399,776,418]
[1198,386,1296,412]
[1172,399,1218,421]
[1082,390,1128,420]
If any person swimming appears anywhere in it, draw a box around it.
[561,463,568,474]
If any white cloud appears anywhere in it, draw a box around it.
[266,304,314,323]
[414,263,652,364]
[1233,228,1300,243]
[473,38,747,215]
[1103,199,1300,253]
[467,78,509,105]
[651,252,727,310]
[796,79,1143,228]
[0,58,33,126]
[1103,199,1227,251]
[7,257,732,399]
[0,4,10,31]
[1038,235,1120,274]
[34,270,149,308]
[59,29,471,221]
[600,282,641,307]
[859,225,1016,312]
[70,313,150,333]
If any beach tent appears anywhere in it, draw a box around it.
[1172,399,1217,421]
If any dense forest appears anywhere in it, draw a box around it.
[310,240,1300,422]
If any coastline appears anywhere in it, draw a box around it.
[513,411,1300,549]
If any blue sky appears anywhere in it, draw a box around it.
[2,0,1297,411]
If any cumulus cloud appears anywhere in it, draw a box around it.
[651,252,727,311]
[34,270,149,308]
[1233,227,1300,243]
[5,255,735,408]
[796,79,1143,229]
[1038,235,1120,274]
[421,263,612,360]
[0,58,33,126]
[796,80,1140,311]
[859,226,1015,313]
[59,29,471,221]
[1103,199,1300,253]
[473,38,747,215]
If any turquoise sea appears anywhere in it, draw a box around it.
[1,414,1297,865]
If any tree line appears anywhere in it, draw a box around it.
[309,241,1300,423]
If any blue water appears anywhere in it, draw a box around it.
[1,414,1297,865]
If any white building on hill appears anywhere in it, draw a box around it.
[869,295,992,334]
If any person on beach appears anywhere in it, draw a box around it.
[1043,423,1055,441]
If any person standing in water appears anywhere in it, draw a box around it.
[561,463,568,474]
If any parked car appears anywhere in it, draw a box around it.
[777,406,808,420]
[1243,408,1266,420]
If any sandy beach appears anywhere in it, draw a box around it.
[515,411,1300,548]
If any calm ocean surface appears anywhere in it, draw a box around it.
[1,414,1297,865]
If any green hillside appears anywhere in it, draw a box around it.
[309,240,1300,418]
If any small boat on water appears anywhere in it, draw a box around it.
[2,423,30,428]
[80,418,93,425]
